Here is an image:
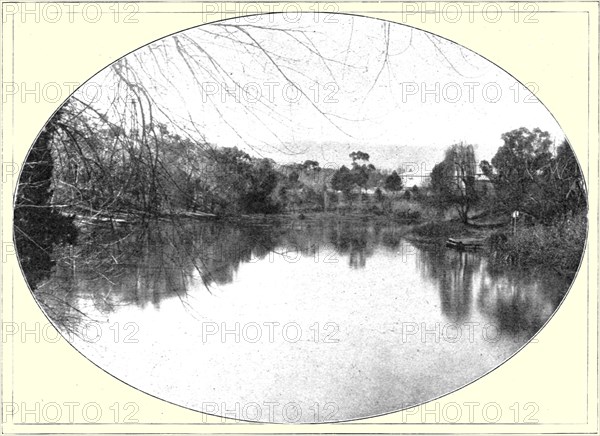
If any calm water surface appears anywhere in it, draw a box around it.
[37,217,569,422]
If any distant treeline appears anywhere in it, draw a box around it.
[14,102,588,286]
[16,104,417,220]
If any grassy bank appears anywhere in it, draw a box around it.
[405,218,500,245]
[83,200,586,282]
[223,197,443,226]
[409,221,473,241]
[488,213,587,279]
[405,212,586,280]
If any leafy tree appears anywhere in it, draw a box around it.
[302,160,320,172]
[431,142,480,223]
[384,170,403,194]
[349,151,370,163]
[299,186,325,211]
[410,185,420,200]
[288,171,300,185]
[352,165,371,193]
[243,158,280,213]
[346,151,375,193]
[551,139,587,214]
[523,137,585,221]
[205,148,280,214]
[331,165,354,195]
[375,187,384,203]
[367,169,386,190]
[480,127,554,220]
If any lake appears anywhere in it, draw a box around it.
[34,217,570,423]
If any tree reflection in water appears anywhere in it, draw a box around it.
[415,243,569,337]
[415,247,478,321]
[29,218,569,341]
[477,266,568,336]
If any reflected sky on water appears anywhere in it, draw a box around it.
[35,218,570,422]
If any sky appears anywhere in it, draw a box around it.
[76,13,566,176]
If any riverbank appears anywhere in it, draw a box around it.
[224,210,587,280]
[406,220,490,244]
[68,206,586,280]
[69,207,497,246]
[402,212,587,280]
[487,213,587,280]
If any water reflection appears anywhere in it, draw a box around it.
[415,243,568,337]
[477,268,566,336]
[36,218,569,343]
[28,217,575,422]
[416,247,477,321]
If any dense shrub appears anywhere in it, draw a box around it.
[490,213,587,279]
[394,209,421,222]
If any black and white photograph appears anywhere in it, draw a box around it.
[13,12,588,424]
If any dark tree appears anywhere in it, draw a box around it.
[384,170,403,194]
[530,138,586,221]
[349,151,370,163]
[346,152,375,193]
[480,127,552,218]
[430,142,480,223]
[14,109,77,289]
[331,165,355,195]
[551,139,587,214]
[243,158,280,214]
[288,171,300,184]
[302,160,320,172]
[375,187,384,203]
[352,165,371,193]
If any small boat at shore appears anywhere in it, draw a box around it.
[446,237,485,251]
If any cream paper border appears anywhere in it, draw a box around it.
[1,1,598,434]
